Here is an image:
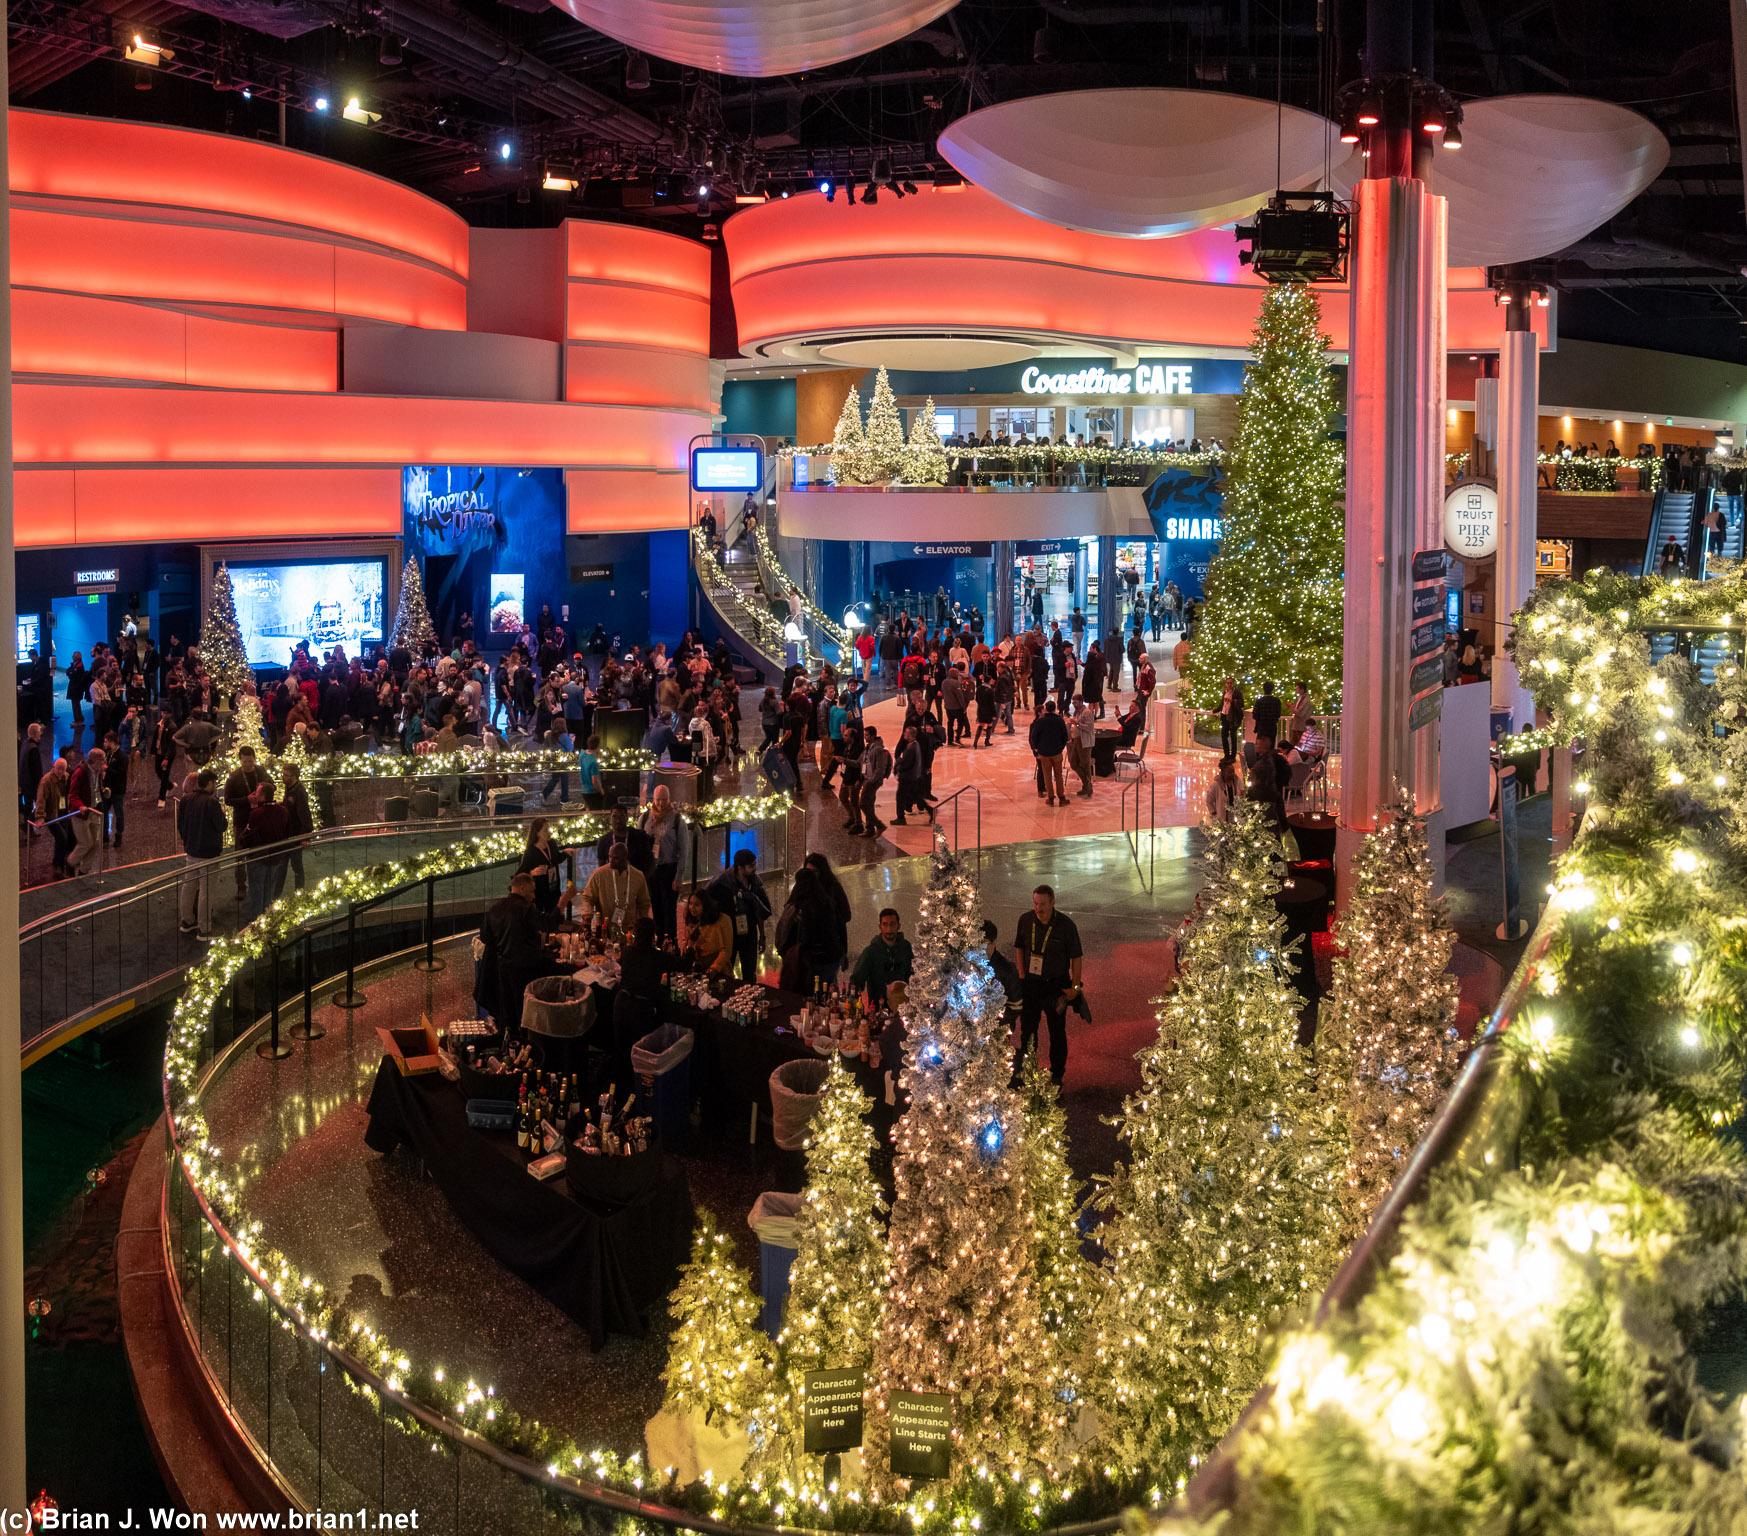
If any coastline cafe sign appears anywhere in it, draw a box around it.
[1020,363,1198,397]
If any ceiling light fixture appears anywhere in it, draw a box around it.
[124,32,171,64]
[861,183,878,205]
[379,35,402,66]
[1443,112,1463,150]
[1356,90,1382,127]
[499,141,513,160]
[625,51,650,90]
[343,96,381,125]
[312,95,329,111]
[820,178,834,201]
[542,160,579,192]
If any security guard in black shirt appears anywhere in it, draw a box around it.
[1010,884,1083,1087]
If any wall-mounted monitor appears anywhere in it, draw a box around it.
[228,559,385,666]
[488,573,525,634]
[691,446,763,493]
[16,613,40,663]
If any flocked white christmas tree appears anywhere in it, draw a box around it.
[863,367,906,482]
[1320,786,1462,1241]
[830,389,869,486]
[1090,799,1344,1484]
[391,555,439,655]
[864,845,1063,1485]
[902,396,950,484]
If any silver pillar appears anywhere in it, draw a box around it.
[992,541,1015,640]
[1340,176,1449,896]
[0,49,23,1503]
[1492,324,1539,728]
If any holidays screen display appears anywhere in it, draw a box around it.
[691,447,763,492]
[229,561,385,666]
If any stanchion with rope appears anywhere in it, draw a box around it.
[256,943,293,1060]
[291,928,323,1042]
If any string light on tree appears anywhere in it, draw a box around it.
[1181,283,1344,712]
[1319,786,1462,1241]
[865,846,1063,1486]
[862,367,907,483]
[1091,799,1343,1485]
[391,554,439,656]
[658,1213,777,1433]
[902,395,950,485]
[203,563,253,707]
[830,389,870,486]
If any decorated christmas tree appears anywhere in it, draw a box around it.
[1020,1057,1093,1398]
[1090,800,1343,1482]
[830,389,869,486]
[750,1055,890,1482]
[1183,282,1344,711]
[391,555,439,656]
[1320,787,1462,1241]
[203,563,252,705]
[658,1212,776,1428]
[902,396,950,484]
[865,847,1062,1484]
[863,367,906,482]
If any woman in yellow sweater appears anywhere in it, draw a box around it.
[681,888,735,976]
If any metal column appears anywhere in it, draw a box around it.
[1339,174,1450,897]
[1491,316,1540,731]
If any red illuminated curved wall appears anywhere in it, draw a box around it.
[9,110,715,545]
[724,184,1545,357]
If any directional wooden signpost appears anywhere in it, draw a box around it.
[1410,548,1447,732]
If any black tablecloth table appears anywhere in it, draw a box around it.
[1288,814,1338,863]
[363,1059,694,1350]
[1273,874,1329,1006]
[1092,727,1123,778]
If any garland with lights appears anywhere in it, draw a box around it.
[1318,786,1462,1243]
[161,797,797,1523]
[1180,284,1344,712]
[753,525,851,651]
[1090,798,1344,1494]
[1141,568,1747,1533]
[1445,451,1667,494]
[695,527,790,656]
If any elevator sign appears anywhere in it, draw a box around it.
[1444,480,1499,561]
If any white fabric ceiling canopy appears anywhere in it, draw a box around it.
[937,88,1341,239]
[544,0,960,77]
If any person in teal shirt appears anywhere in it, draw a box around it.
[850,908,914,1005]
[577,733,603,809]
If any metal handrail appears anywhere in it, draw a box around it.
[1118,762,1156,892]
[931,782,982,874]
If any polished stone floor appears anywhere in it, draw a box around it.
[190,826,1505,1478]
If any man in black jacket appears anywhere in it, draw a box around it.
[893,726,932,825]
[474,872,561,1029]
[177,769,226,937]
[1252,680,1282,745]
[1029,699,1070,805]
[706,848,772,982]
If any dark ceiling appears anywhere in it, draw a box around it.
[11,0,1747,360]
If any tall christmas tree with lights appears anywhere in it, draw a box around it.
[1321,786,1462,1241]
[1183,282,1344,710]
[751,1055,890,1482]
[863,367,907,482]
[902,396,950,484]
[202,563,252,706]
[1090,800,1343,1481]
[865,847,1062,1484]
[1020,1058,1093,1400]
[391,555,439,655]
[830,389,868,486]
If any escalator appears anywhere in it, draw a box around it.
[690,527,804,680]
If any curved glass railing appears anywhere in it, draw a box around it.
[155,802,834,1533]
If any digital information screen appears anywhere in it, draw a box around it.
[16,613,40,663]
[228,561,385,666]
[488,573,525,634]
[691,446,763,493]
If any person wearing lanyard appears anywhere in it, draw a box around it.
[1010,884,1083,1087]
[581,841,652,933]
